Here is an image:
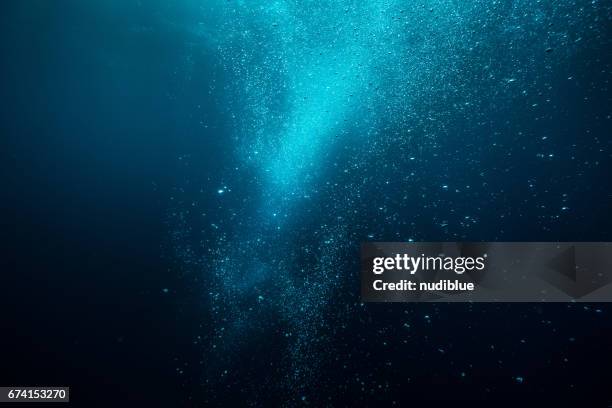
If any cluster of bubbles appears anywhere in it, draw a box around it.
[167,0,610,403]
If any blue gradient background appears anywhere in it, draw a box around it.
[1,0,611,406]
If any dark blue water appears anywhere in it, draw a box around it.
[1,0,611,406]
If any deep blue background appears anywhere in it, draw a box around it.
[1,0,611,406]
